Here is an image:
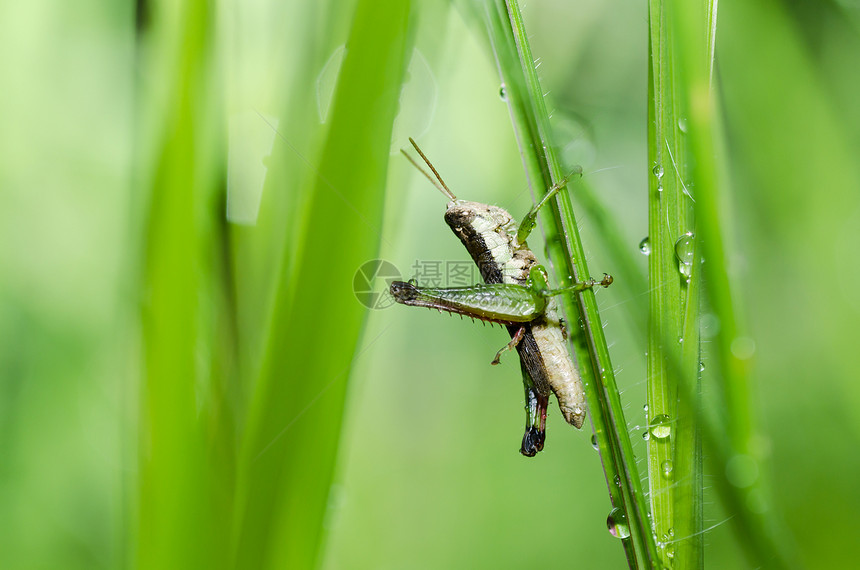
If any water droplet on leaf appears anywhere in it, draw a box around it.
[661,460,674,478]
[607,508,631,539]
[639,237,651,255]
[674,232,695,279]
[650,414,671,439]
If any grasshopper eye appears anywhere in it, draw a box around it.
[407,278,418,285]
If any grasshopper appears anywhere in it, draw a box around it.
[392,139,611,456]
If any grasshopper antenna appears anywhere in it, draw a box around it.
[400,137,457,201]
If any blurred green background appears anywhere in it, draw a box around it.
[1,0,859,568]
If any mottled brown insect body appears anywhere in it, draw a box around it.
[444,199,587,430]
[394,139,594,456]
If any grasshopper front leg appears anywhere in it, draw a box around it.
[515,168,582,245]
[491,325,526,366]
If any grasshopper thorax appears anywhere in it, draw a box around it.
[443,200,536,286]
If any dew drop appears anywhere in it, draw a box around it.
[643,403,649,413]
[674,232,694,261]
[699,361,705,372]
[657,183,663,193]
[650,414,671,439]
[666,546,675,559]
[499,84,507,101]
[639,237,651,255]
[607,508,631,539]
[591,434,599,450]
[674,232,695,279]
[642,431,651,441]
[661,460,674,478]
[678,116,688,133]
[614,474,621,486]
[653,164,664,179]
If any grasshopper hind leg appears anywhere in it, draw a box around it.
[520,363,548,457]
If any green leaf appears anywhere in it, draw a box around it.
[483,1,657,567]
[137,0,225,567]
[232,2,413,568]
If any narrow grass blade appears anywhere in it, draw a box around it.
[232,2,413,568]
[484,1,658,566]
[136,0,225,567]
[645,1,690,567]
[651,0,801,568]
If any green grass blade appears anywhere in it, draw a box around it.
[672,235,703,569]
[712,1,860,566]
[232,2,413,568]
[646,1,689,567]
[571,179,650,338]
[653,0,804,568]
[673,0,807,565]
[484,1,658,566]
[136,0,224,567]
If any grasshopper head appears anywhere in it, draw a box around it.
[443,200,516,239]
[443,200,534,285]
[445,200,517,247]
